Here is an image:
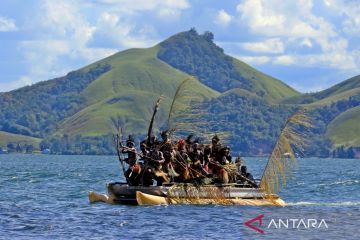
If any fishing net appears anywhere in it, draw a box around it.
[167,183,234,205]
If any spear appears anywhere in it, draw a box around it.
[111,116,129,183]
[147,96,163,146]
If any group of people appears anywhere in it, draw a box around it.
[120,130,256,187]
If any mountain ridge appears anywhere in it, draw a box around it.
[157,29,299,101]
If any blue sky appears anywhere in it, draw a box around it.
[0,0,359,93]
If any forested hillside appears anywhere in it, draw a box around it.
[158,29,299,101]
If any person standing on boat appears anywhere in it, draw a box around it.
[139,140,150,164]
[139,141,155,186]
[122,135,141,186]
[159,130,174,173]
[122,135,137,166]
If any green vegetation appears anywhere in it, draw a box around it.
[39,134,114,155]
[282,75,360,105]
[327,106,360,147]
[0,131,41,147]
[0,64,111,137]
[0,29,359,158]
[198,91,295,155]
[0,131,41,153]
[57,45,219,137]
[158,28,299,101]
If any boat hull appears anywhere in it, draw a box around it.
[88,182,286,206]
[136,191,286,206]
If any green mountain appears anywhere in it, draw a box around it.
[282,75,360,105]
[158,29,299,101]
[57,46,219,137]
[0,131,41,149]
[0,29,359,157]
[327,106,360,147]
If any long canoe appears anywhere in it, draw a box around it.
[88,182,286,206]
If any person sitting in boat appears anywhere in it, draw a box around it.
[237,165,255,186]
[219,146,232,165]
[208,142,230,184]
[122,135,141,186]
[148,145,168,186]
[233,154,243,182]
[189,143,204,164]
[235,154,242,171]
[210,135,222,162]
[189,143,208,177]
[203,145,212,173]
[175,139,188,162]
[173,139,191,182]
[185,134,194,152]
[212,146,232,184]
[159,130,176,174]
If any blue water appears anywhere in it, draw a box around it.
[0,155,359,240]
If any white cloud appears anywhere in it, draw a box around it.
[234,0,358,71]
[8,0,169,91]
[157,8,181,19]
[301,38,312,48]
[324,0,360,35]
[39,0,96,48]
[241,38,284,54]
[0,16,18,32]
[273,55,295,65]
[300,52,358,70]
[94,0,190,10]
[235,55,271,65]
[0,77,32,92]
[12,0,118,88]
[214,9,233,27]
[236,51,358,70]
[236,0,285,35]
[90,0,190,18]
[96,11,159,48]
[236,0,335,39]
[2,0,193,91]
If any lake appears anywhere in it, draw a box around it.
[0,155,359,239]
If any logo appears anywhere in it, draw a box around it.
[244,214,329,234]
[244,214,265,234]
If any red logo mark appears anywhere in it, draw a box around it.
[244,214,265,234]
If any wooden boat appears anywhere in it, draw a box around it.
[88,182,286,206]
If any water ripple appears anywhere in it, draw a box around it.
[0,155,359,239]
